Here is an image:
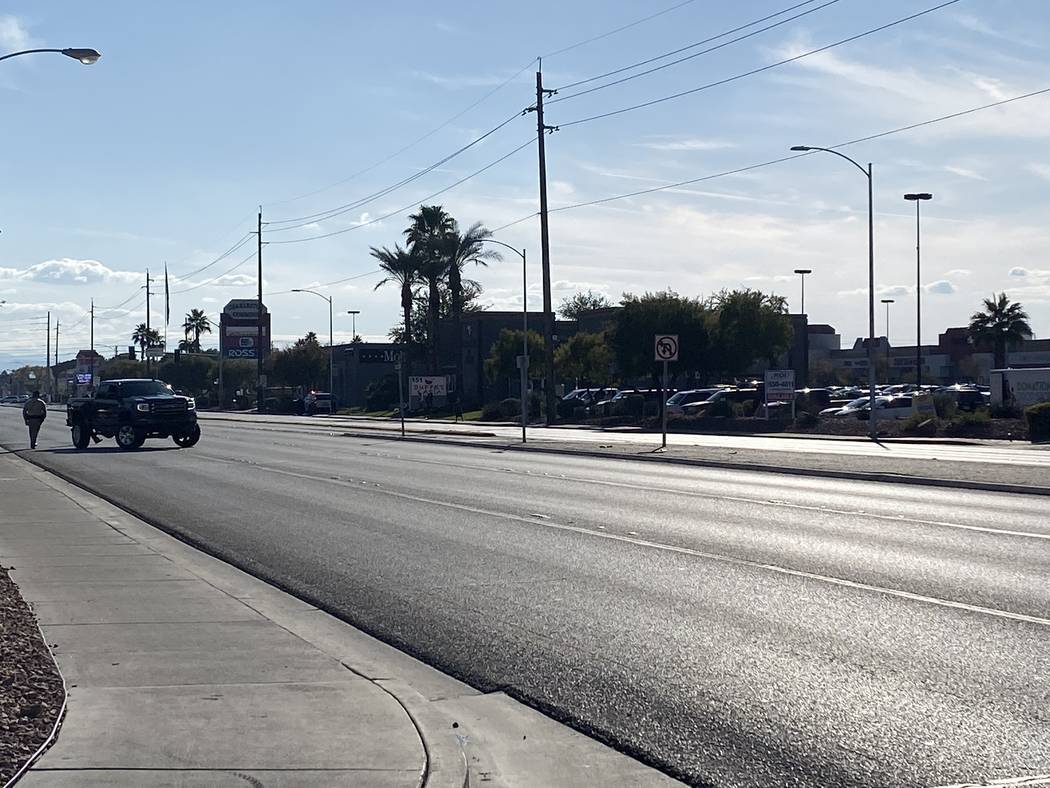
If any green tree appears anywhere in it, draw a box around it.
[485,329,545,383]
[558,290,612,321]
[99,357,147,380]
[555,331,614,385]
[131,323,162,356]
[405,205,455,372]
[157,355,216,396]
[267,332,328,390]
[706,289,793,379]
[371,244,421,356]
[611,290,711,383]
[181,308,212,353]
[967,292,1032,369]
[388,279,483,352]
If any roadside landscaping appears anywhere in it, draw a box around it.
[0,565,63,784]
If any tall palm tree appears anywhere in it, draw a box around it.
[405,205,454,372]
[371,244,422,354]
[131,323,161,356]
[968,292,1033,369]
[437,221,501,392]
[182,309,212,353]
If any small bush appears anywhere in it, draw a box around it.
[794,411,818,428]
[480,401,504,421]
[902,413,937,436]
[991,403,1022,420]
[1026,402,1050,442]
[954,410,991,426]
[933,394,957,420]
[707,398,733,418]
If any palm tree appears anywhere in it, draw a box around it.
[131,323,161,357]
[371,244,422,356]
[437,221,500,391]
[182,309,212,353]
[968,292,1033,369]
[405,205,454,372]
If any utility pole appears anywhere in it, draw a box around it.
[46,311,51,399]
[256,207,264,407]
[54,317,60,367]
[90,299,95,390]
[145,269,153,376]
[532,63,557,425]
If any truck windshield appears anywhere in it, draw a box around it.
[120,381,175,396]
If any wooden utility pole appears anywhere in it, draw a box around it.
[257,208,264,405]
[46,311,51,398]
[534,65,557,424]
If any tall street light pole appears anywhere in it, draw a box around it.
[480,239,529,444]
[793,269,812,314]
[292,289,334,401]
[904,192,933,387]
[346,310,360,342]
[0,47,101,64]
[791,145,877,440]
[881,298,895,378]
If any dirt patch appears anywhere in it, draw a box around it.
[0,565,64,783]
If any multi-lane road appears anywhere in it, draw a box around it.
[2,408,1048,788]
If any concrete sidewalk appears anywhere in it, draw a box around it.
[0,452,683,787]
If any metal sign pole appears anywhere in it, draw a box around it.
[397,360,405,438]
[661,358,668,449]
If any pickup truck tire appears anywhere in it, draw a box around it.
[173,423,201,448]
[116,424,145,450]
[71,422,91,450]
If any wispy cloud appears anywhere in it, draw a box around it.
[0,15,33,52]
[411,70,513,89]
[635,137,736,152]
[953,13,1037,48]
[1026,163,1050,181]
[0,258,140,285]
[943,165,987,181]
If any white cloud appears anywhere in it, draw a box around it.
[943,165,987,181]
[0,15,33,51]
[1026,163,1050,181]
[635,137,736,152]
[0,258,140,285]
[1010,266,1050,279]
[924,280,956,295]
[943,269,971,278]
[411,70,513,89]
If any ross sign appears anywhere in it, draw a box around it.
[654,334,679,362]
[220,298,271,360]
[222,299,269,321]
[409,376,448,398]
[764,369,796,402]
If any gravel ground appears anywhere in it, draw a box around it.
[0,565,63,785]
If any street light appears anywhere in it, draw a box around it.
[0,48,101,65]
[881,298,895,378]
[346,310,360,342]
[790,144,877,439]
[793,269,812,314]
[291,289,334,404]
[480,239,528,444]
[904,192,933,386]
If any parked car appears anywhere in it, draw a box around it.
[682,388,760,417]
[302,391,334,415]
[822,396,872,418]
[856,395,922,421]
[936,385,988,412]
[559,387,616,419]
[665,388,721,417]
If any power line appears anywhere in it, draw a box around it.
[266,268,383,297]
[266,112,525,229]
[266,61,538,208]
[268,138,535,245]
[551,0,844,102]
[170,232,254,281]
[494,86,1050,224]
[170,248,257,295]
[543,0,699,58]
[558,0,961,128]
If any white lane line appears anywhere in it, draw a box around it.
[933,775,1050,787]
[249,443,1050,543]
[203,455,1050,629]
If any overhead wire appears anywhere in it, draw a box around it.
[170,248,258,295]
[553,0,833,94]
[266,268,384,297]
[492,86,1050,227]
[268,138,535,245]
[550,0,845,103]
[542,0,699,58]
[558,0,962,128]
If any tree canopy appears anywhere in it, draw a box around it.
[558,290,613,320]
[485,329,545,382]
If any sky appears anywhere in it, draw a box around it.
[1,0,1049,369]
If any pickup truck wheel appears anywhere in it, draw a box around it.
[173,423,201,448]
[71,422,91,450]
[115,424,144,450]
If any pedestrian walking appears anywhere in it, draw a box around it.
[22,390,47,449]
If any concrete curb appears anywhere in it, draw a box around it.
[7,449,470,788]
[325,428,1050,498]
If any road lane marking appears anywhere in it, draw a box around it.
[193,441,1050,543]
[201,455,1050,629]
[934,776,1050,787]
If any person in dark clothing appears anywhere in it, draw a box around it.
[22,391,47,449]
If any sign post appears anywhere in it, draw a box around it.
[395,360,405,438]
[654,334,679,449]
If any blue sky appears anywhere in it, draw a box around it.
[2,0,1049,368]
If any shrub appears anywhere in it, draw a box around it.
[1026,402,1050,442]
[794,411,818,428]
[954,409,991,426]
[480,401,504,421]
[933,393,957,420]
[364,374,399,411]
[902,413,937,436]
[707,398,733,418]
[991,403,1022,420]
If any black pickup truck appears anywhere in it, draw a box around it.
[66,378,201,450]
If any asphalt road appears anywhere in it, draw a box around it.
[2,408,1048,788]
